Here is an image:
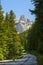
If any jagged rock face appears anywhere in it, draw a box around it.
[16,22,24,34]
[16,15,32,34]
[20,15,27,22]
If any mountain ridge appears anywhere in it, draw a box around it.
[16,15,32,34]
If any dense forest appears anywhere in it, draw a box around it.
[27,0,43,53]
[0,0,43,65]
[0,5,23,60]
[20,0,43,65]
[20,0,43,54]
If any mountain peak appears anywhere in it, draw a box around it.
[16,15,32,34]
[20,15,27,22]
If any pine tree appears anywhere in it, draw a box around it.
[7,10,22,59]
[3,13,10,59]
[28,0,43,53]
[0,5,22,60]
[0,5,4,60]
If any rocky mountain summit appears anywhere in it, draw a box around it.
[16,15,32,33]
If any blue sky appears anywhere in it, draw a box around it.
[1,0,35,21]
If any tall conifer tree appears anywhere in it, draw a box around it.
[0,5,4,60]
[28,0,43,52]
[7,10,22,59]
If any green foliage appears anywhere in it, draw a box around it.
[27,0,43,53]
[27,1,43,65]
[0,5,22,60]
[0,48,4,60]
[19,30,28,51]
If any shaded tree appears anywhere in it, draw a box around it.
[27,0,43,53]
